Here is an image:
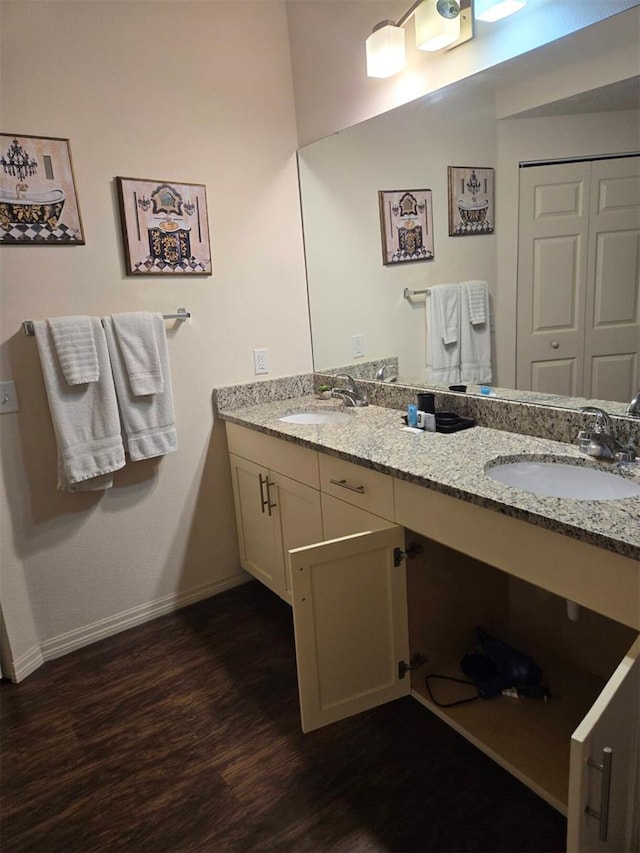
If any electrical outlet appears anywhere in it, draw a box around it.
[352,334,365,358]
[0,380,19,414]
[253,348,269,375]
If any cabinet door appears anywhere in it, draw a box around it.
[289,526,410,732]
[228,453,280,594]
[270,471,323,604]
[567,638,640,852]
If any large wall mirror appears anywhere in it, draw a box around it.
[298,17,640,418]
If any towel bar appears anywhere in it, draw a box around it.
[404,288,431,299]
[22,308,191,337]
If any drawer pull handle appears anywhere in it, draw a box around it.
[585,747,612,842]
[330,478,365,494]
[259,473,269,514]
[266,477,277,515]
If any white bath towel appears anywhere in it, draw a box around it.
[34,319,126,491]
[111,312,163,396]
[103,314,177,461]
[425,284,460,384]
[433,283,460,345]
[48,315,100,385]
[459,282,492,384]
[462,280,488,325]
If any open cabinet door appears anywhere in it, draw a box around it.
[290,526,410,732]
[567,638,640,853]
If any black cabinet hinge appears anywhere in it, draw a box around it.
[393,542,424,566]
[398,653,428,680]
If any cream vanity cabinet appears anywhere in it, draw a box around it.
[227,424,323,604]
[226,422,639,852]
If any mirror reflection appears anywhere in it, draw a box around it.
[298,31,639,418]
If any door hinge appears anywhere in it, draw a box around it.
[393,542,424,566]
[398,653,428,679]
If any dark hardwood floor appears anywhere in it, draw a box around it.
[1,581,567,853]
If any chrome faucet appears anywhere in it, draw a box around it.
[375,363,398,383]
[577,406,635,462]
[627,390,640,417]
[331,373,369,407]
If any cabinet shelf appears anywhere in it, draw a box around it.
[411,649,608,814]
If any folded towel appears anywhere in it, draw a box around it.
[459,283,492,384]
[111,312,164,396]
[103,314,177,461]
[425,285,460,384]
[34,319,126,491]
[462,280,489,325]
[48,315,100,385]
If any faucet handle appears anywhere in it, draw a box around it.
[575,429,592,452]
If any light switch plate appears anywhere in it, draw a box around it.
[0,380,19,414]
[352,334,365,358]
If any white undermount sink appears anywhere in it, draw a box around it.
[486,458,640,500]
[279,411,351,425]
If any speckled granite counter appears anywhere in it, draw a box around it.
[217,395,640,562]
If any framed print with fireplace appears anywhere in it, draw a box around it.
[117,176,212,275]
[378,188,434,265]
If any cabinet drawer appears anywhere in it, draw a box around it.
[226,423,319,488]
[319,453,394,521]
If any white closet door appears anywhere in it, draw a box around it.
[517,157,640,400]
[584,156,640,402]
[517,161,590,395]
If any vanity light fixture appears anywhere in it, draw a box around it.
[365,0,473,78]
[415,0,461,51]
[365,20,407,78]
[474,0,526,22]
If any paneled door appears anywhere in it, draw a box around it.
[516,156,639,401]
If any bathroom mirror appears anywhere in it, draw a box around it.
[298,19,640,418]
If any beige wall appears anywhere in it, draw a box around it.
[287,0,640,146]
[0,0,312,678]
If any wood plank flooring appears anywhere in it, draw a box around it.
[1,581,567,852]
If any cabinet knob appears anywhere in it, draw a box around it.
[551,341,560,349]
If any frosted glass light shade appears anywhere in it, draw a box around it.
[415,0,460,51]
[366,21,406,77]
[474,0,526,22]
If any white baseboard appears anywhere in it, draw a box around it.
[7,644,45,683]
[39,572,249,663]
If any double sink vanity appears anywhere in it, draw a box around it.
[214,376,640,853]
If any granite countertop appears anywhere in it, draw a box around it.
[218,395,640,561]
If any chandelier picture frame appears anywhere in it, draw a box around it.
[0,133,85,244]
[116,176,212,275]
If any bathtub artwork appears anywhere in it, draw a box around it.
[116,176,212,275]
[447,166,494,237]
[0,134,85,244]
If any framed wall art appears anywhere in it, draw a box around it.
[448,166,494,236]
[117,176,212,275]
[0,134,85,244]
[378,188,434,265]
